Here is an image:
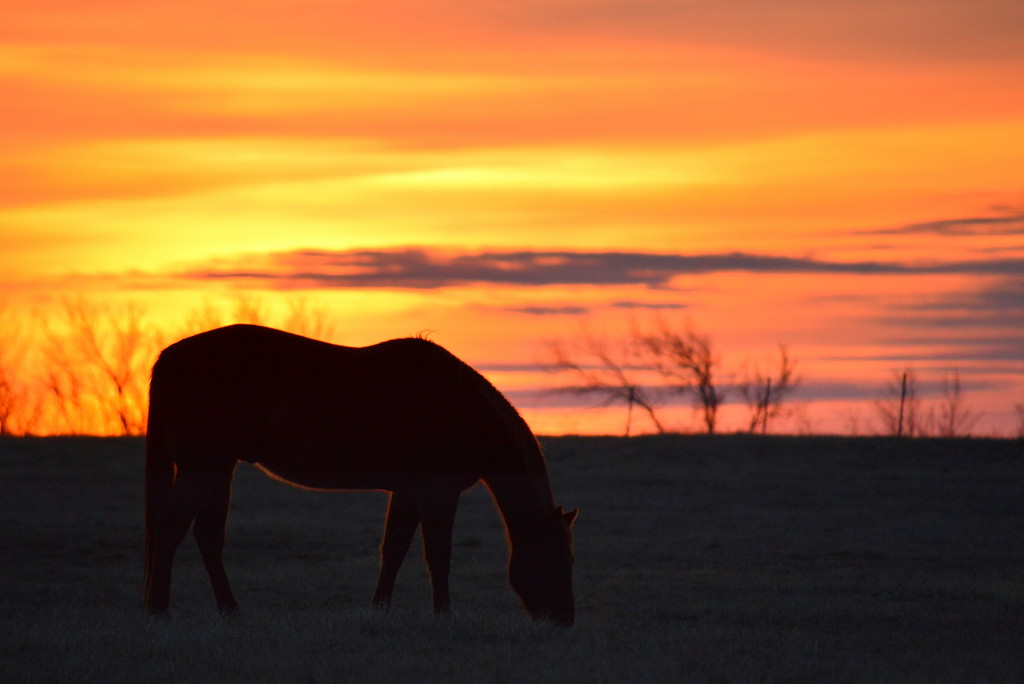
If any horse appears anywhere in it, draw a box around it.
[143,324,577,624]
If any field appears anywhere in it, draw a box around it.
[1,435,1022,682]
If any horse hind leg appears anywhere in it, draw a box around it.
[144,466,221,615]
[193,464,238,615]
[372,489,419,610]
[414,486,461,615]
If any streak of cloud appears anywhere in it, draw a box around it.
[856,210,1024,236]
[505,306,590,316]
[177,248,1024,290]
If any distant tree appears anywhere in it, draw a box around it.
[231,293,269,325]
[875,369,922,437]
[283,297,336,341]
[545,330,665,436]
[636,320,723,434]
[1014,402,1024,440]
[41,298,156,435]
[0,368,16,435]
[0,299,28,434]
[740,345,800,434]
[181,298,226,336]
[180,295,335,340]
[934,369,979,438]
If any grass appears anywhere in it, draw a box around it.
[1,434,1022,682]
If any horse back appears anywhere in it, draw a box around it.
[148,325,519,488]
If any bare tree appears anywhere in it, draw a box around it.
[637,321,723,434]
[231,294,269,325]
[283,297,336,340]
[545,331,665,436]
[41,299,156,435]
[740,345,800,434]
[934,369,979,438]
[181,298,225,336]
[181,295,336,340]
[0,368,16,435]
[0,299,29,434]
[876,369,922,437]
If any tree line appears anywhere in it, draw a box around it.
[0,298,1018,437]
[545,319,799,436]
[0,296,334,436]
[545,318,1014,438]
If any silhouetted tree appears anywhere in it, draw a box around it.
[41,299,156,435]
[283,297,336,340]
[231,294,269,325]
[545,331,664,436]
[636,321,723,434]
[935,369,979,438]
[740,345,799,434]
[181,298,226,336]
[0,368,15,435]
[0,299,28,434]
[181,295,336,341]
[875,369,922,437]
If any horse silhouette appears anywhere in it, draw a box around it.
[143,324,577,624]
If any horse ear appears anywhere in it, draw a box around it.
[546,506,578,529]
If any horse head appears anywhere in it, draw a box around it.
[509,506,578,626]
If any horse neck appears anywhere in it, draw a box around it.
[482,470,555,549]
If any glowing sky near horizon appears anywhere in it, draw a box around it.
[2,1,1022,435]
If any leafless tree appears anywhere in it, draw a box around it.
[636,321,723,434]
[283,297,336,341]
[41,298,156,435]
[181,298,226,336]
[545,331,665,436]
[231,294,269,325]
[934,369,979,438]
[0,299,27,434]
[876,368,922,437]
[0,368,16,435]
[180,294,336,340]
[740,345,800,434]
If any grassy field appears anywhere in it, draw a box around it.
[1,434,1022,682]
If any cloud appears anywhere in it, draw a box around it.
[505,305,590,316]
[503,378,947,410]
[611,301,688,311]
[176,247,1024,290]
[913,277,1024,313]
[864,277,1024,363]
[503,1,1024,65]
[856,210,1024,236]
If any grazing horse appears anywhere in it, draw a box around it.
[143,324,577,624]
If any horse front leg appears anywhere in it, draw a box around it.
[372,489,419,610]
[414,486,461,615]
[192,464,238,615]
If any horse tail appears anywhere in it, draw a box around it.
[143,362,175,604]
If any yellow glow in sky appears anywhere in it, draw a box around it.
[1,0,1022,436]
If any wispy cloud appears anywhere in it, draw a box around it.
[861,277,1024,364]
[857,210,1024,236]
[504,305,590,316]
[912,277,1024,312]
[172,247,1024,290]
[611,301,688,311]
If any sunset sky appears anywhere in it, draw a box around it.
[2,1,1022,435]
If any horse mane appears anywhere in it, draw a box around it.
[410,338,555,509]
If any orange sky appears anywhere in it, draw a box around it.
[2,1,1022,435]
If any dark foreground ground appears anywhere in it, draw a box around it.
[1,434,1021,682]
